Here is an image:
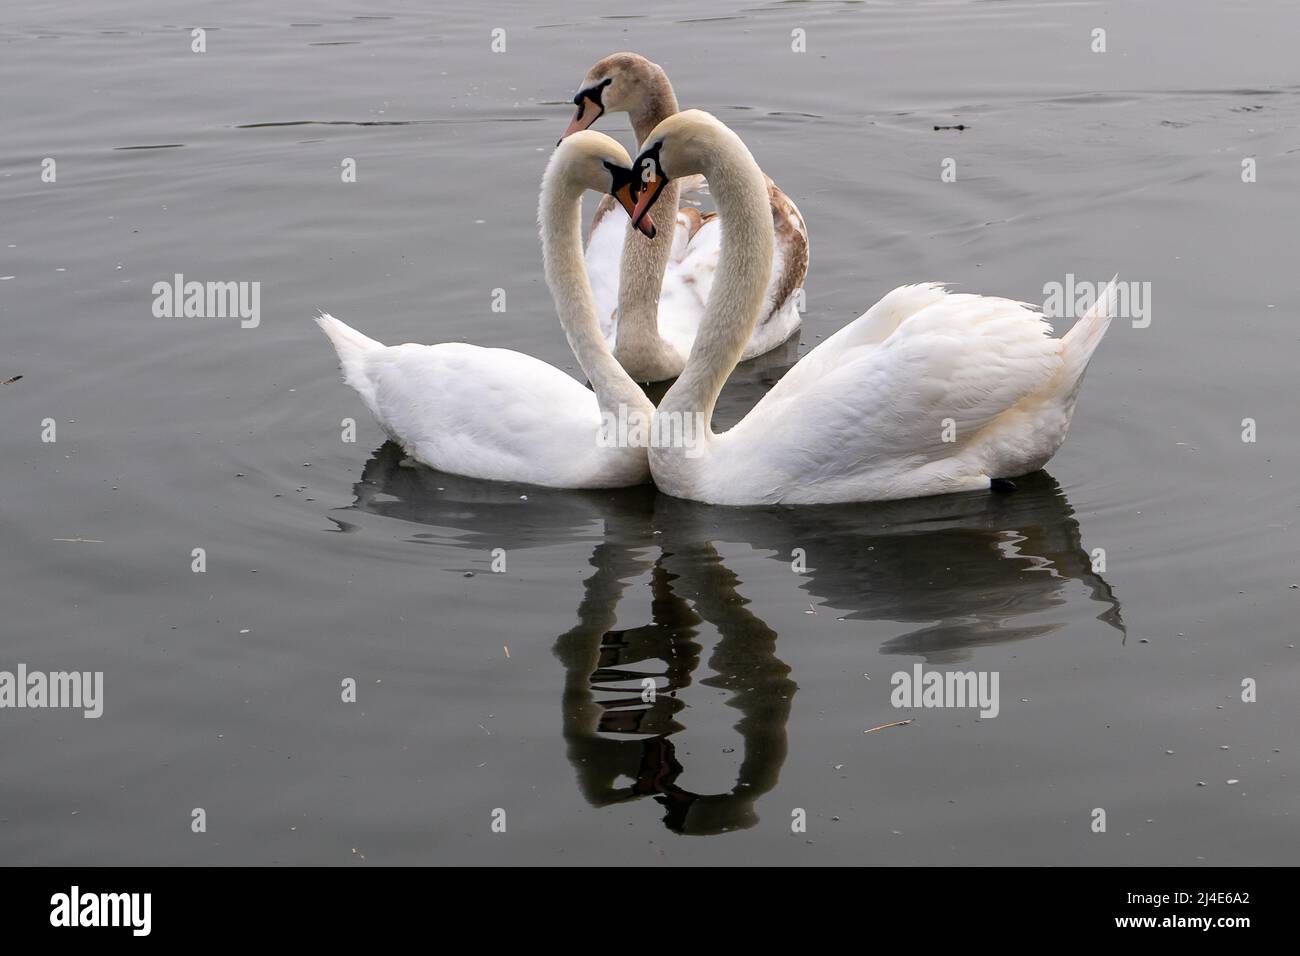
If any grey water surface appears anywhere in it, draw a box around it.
[2,0,1298,864]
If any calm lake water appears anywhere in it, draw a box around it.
[2,0,1298,864]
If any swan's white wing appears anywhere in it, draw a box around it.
[655,212,802,360]
[332,336,642,489]
[585,198,719,350]
[655,215,719,357]
[584,197,626,342]
[659,178,809,363]
[587,175,809,371]
[366,343,605,480]
[766,283,953,398]
[714,292,1063,501]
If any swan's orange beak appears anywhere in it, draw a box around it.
[632,166,667,234]
[559,95,600,144]
[613,181,656,239]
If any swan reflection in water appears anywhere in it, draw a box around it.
[344,442,1122,835]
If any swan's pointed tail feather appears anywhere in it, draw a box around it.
[1061,275,1118,382]
[315,312,384,410]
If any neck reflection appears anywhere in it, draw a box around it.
[554,542,795,836]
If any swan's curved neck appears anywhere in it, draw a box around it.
[612,178,680,374]
[611,74,682,378]
[629,71,679,147]
[541,177,654,421]
[653,136,774,477]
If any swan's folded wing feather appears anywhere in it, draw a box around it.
[722,294,1062,490]
[584,196,626,340]
[653,215,719,355]
[770,283,953,395]
[586,199,719,348]
[361,342,606,484]
[763,178,809,320]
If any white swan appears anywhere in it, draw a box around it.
[315,132,655,489]
[561,52,809,382]
[629,111,1116,505]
